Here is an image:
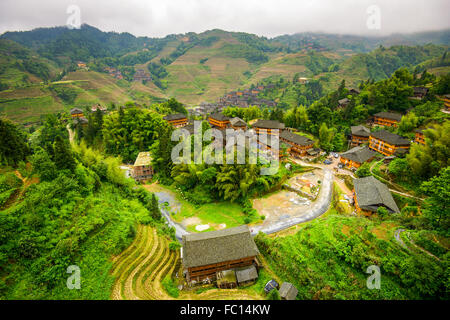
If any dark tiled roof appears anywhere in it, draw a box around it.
[182,225,259,268]
[209,112,230,122]
[230,117,247,127]
[280,130,315,146]
[235,265,258,284]
[370,130,410,146]
[252,119,285,130]
[163,113,187,121]
[338,98,350,105]
[70,108,83,114]
[413,87,429,94]
[73,116,88,124]
[279,282,298,300]
[373,112,402,122]
[354,176,400,213]
[340,146,376,164]
[351,125,370,137]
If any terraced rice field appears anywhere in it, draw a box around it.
[110,225,263,300]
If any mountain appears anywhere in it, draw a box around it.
[0,25,449,124]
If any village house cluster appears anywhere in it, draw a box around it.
[189,84,277,117]
[104,67,124,80]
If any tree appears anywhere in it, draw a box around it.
[388,158,409,182]
[0,118,29,166]
[318,123,334,151]
[356,162,372,178]
[31,148,57,181]
[377,206,389,218]
[53,135,76,172]
[406,122,450,180]
[420,167,450,229]
[398,113,419,135]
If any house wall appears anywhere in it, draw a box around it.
[369,136,409,156]
[415,132,425,145]
[132,165,153,181]
[373,116,399,127]
[255,127,280,136]
[209,117,230,129]
[351,135,369,146]
[187,256,257,283]
[340,157,362,169]
[168,118,188,128]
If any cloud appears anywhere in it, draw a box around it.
[0,0,449,37]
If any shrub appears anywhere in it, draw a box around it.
[162,275,179,298]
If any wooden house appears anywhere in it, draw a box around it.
[339,146,376,169]
[279,282,298,300]
[412,87,429,99]
[73,116,89,127]
[353,176,400,216]
[350,125,371,146]
[163,113,188,128]
[338,98,350,109]
[252,120,285,136]
[369,130,410,157]
[414,129,426,145]
[182,226,260,284]
[131,152,153,181]
[208,112,230,129]
[348,88,360,95]
[373,112,402,127]
[235,265,258,286]
[70,108,84,118]
[279,130,315,157]
[229,117,247,131]
[438,94,450,111]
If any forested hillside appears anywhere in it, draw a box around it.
[0,116,171,299]
[1,25,449,113]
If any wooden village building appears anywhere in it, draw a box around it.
[438,94,450,111]
[279,130,315,157]
[131,152,153,181]
[70,108,84,118]
[182,225,260,284]
[208,112,230,129]
[163,113,188,128]
[229,117,247,131]
[257,136,290,160]
[412,86,429,99]
[339,146,376,169]
[414,129,426,145]
[338,98,350,109]
[252,120,285,136]
[373,112,402,127]
[350,125,371,146]
[91,104,108,113]
[369,130,410,157]
[353,176,400,216]
[279,282,298,300]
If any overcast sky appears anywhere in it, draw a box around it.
[0,0,449,38]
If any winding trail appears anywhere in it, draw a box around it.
[394,228,441,261]
[155,167,334,240]
[370,160,424,201]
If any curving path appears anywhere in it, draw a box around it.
[155,167,334,240]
